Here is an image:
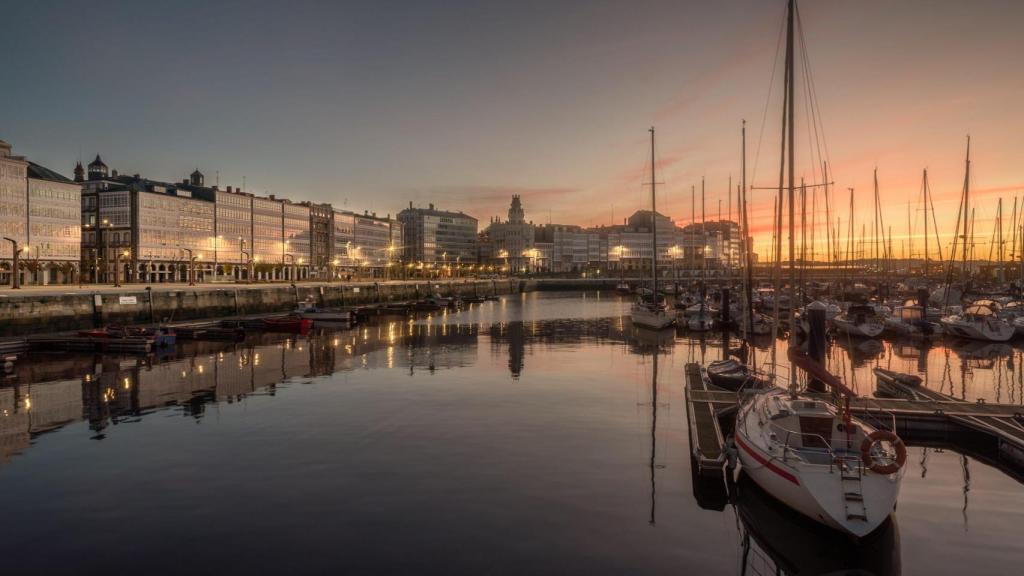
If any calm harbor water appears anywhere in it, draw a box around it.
[1,291,1022,575]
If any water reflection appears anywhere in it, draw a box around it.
[0,292,1022,574]
[735,474,901,576]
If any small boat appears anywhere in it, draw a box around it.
[686,304,715,332]
[294,305,354,323]
[872,367,923,400]
[78,325,176,347]
[631,293,675,330]
[615,282,632,295]
[940,303,1014,342]
[831,304,885,338]
[262,316,312,332]
[735,350,906,538]
[741,312,774,336]
[705,359,766,391]
[883,304,941,338]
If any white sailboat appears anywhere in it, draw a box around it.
[735,355,905,538]
[630,127,674,330]
[736,0,904,539]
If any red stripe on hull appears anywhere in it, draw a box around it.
[736,434,800,486]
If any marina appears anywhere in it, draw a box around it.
[3,0,1024,572]
[0,292,1023,574]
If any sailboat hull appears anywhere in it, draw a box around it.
[735,389,902,539]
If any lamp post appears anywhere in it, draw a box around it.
[2,237,25,289]
[102,218,112,284]
[239,237,252,282]
[213,235,221,282]
[181,248,195,286]
[113,247,129,287]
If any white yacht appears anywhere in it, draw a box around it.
[940,303,1014,342]
[831,304,885,338]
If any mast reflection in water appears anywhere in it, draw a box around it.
[0,292,1021,575]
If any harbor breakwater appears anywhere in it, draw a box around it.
[0,279,524,337]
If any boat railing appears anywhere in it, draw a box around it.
[771,425,841,469]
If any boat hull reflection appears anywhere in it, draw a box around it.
[736,474,901,576]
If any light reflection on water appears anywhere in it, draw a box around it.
[0,291,1021,575]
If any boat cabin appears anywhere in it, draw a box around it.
[763,394,867,465]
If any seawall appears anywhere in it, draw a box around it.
[0,280,518,337]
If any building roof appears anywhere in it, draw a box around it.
[88,154,107,169]
[27,161,75,184]
[398,205,477,221]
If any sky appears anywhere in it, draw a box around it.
[3,0,1023,259]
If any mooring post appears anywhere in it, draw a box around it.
[916,287,929,309]
[720,287,731,327]
[806,300,827,393]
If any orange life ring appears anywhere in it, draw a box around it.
[860,430,906,475]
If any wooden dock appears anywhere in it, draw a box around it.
[685,362,1024,481]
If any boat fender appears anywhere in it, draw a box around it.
[860,430,906,475]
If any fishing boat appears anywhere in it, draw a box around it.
[629,127,675,330]
[940,303,1014,342]
[831,304,885,338]
[735,351,906,538]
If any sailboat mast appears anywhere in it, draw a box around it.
[998,198,1005,283]
[742,119,755,339]
[923,169,930,277]
[962,136,971,280]
[650,127,658,297]
[786,0,797,342]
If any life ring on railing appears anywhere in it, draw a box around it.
[860,430,906,475]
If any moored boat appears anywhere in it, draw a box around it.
[940,303,1014,342]
[735,351,906,538]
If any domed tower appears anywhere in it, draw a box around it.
[87,155,108,180]
[190,168,204,187]
[73,161,84,182]
[508,194,525,224]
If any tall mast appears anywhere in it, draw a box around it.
[650,127,658,297]
[742,119,754,339]
[961,136,971,280]
[923,169,930,277]
[998,198,1005,283]
[785,0,796,346]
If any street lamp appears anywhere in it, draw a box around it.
[102,218,112,284]
[2,238,26,289]
[113,247,130,287]
[239,237,253,282]
[284,253,295,282]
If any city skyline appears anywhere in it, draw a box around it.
[4,1,1023,258]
